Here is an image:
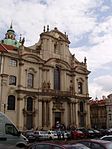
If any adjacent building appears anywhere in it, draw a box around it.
[0,24,91,130]
[106,94,112,128]
[90,98,107,129]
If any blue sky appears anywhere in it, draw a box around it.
[0,0,112,99]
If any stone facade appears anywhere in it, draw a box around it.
[0,25,91,130]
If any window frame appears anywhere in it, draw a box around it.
[9,75,16,85]
[9,59,17,67]
[27,73,34,88]
[78,82,83,94]
[7,95,15,110]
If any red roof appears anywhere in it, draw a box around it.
[89,99,106,105]
[0,43,16,52]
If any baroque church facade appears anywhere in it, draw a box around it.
[0,24,91,130]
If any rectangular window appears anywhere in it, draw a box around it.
[78,82,83,94]
[7,95,15,110]
[27,73,34,88]
[9,59,17,67]
[54,67,60,90]
[9,75,16,85]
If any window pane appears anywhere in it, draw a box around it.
[78,82,83,94]
[9,75,16,85]
[7,95,15,110]
[27,97,33,111]
[9,59,17,67]
[5,124,18,135]
[54,67,60,90]
[27,73,34,88]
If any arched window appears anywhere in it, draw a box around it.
[7,95,15,110]
[54,66,60,90]
[27,73,34,88]
[78,82,83,94]
[27,97,33,111]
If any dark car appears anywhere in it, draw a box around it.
[86,129,95,138]
[27,142,67,149]
[76,139,112,149]
[63,143,90,149]
[92,129,101,138]
[0,144,25,149]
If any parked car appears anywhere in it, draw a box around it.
[100,135,112,141]
[24,130,36,142]
[0,144,25,149]
[71,130,85,139]
[77,128,89,138]
[48,130,58,140]
[63,143,90,149]
[86,129,95,138]
[98,129,109,137]
[27,142,67,149]
[33,131,49,141]
[92,129,101,138]
[76,139,112,149]
[0,112,28,147]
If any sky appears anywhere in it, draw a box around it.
[0,0,112,99]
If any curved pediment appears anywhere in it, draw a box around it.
[74,66,89,74]
[45,58,71,70]
[21,53,44,63]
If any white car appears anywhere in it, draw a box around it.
[48,130,58,139]
[100,135,112,141]
[34,131,49,140]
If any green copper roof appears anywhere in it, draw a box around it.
[2,38,20,48]
[0,24,21,48]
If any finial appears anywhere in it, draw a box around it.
[43,26,45,32]
[54,27,57,30]
[84,57,87,64]
[10,21,13,29]
[47,25,49,32]
[21,37,25,45]
[19,34,22,42]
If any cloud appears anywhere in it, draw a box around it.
[89,75,112,99]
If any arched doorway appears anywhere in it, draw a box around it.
[55,112,61,126]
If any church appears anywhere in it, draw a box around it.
[0,24,91,130]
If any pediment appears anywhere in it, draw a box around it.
[45,58,70,69]
[22,54,44,63]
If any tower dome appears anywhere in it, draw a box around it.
[1,23,21,48]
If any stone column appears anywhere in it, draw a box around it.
[38,101,42,129]
[73,103,75,125]
[70,103,73,124]
[75,102,79,127]
[86,102,91,128]
[17,97,24,130]
[43,101,46,127]
[49,101,53,129]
